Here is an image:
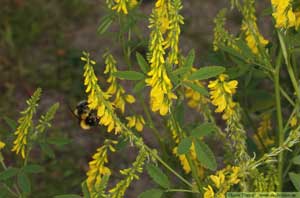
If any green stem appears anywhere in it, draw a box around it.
[278,31,300,101]
[280,87,295,106]
[274,54,284,192]
[150,149,193,188]
[185,154,202,193]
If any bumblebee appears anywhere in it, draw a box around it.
[73,100,99,130]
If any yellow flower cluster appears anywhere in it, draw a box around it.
[203,166,240,198]
[12,88,41,159]
[146,0,177,116]
[271,0,300,29]
[213,9,239,52]
[86,140,117,195]
[242,22,269,54]
[126,115,145,132]
[82,53,122,134]
[104,53,135,113]
[253,114,274,150]
[208,74,238,120]
[155,0,170,34]
[164,0,184,65]
[240,0,268,55]
[110,0,138,14]
[253,166,278,192]
[108,148,147,198]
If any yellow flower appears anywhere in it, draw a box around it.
[208,74,238,120]
[210,172,225,189]
[240,0,269,55]
[206,165,240,197]
[290,116,298,127]
[12,88,41,159]
[271,0,296,29]
[104,53,136,114]
[146,6,177,116]
[172,143,197,174]
[213,9,240,52]
[164,0,184,65]
[112,0,129,14]
[241,23,268,54]
[0,141,5,150]
[82,53,122,134]
[229,166,240,184]
[126,115,145,132]
[253,114,274,150]
[203,185,215,198]
[86,140,117,194]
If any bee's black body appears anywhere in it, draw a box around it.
[74,100,99,130]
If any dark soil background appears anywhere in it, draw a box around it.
[0,0,270,197]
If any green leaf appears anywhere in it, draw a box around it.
[191,123,216,137]
[177,137,192,155]
[0,168,18,181]
[48,137,71,146]
[139,189,164,198]
[183,81,209,96]
[54,195,82,198]
[194,139,217,171]
[172,67,191,76]
[97,14,114,35]
[3,116,17,131]
[22,164,44,174]
[17,172,31,194]
[219,45,246,61]
[136,52,150,73]
[289,172,300,191]
[81,181,91,198]
[133,80,146,94]
[113,71,145,80]
[292,155,300,165]
[146,164,170,189]
[188,66,225,81]
[172,50,195,76]
[183,49,195,69]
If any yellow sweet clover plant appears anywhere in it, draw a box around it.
[0,88,60,197]
[79,0,300,196]
[3,0,300,197]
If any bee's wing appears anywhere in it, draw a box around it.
[67,103,80,119]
